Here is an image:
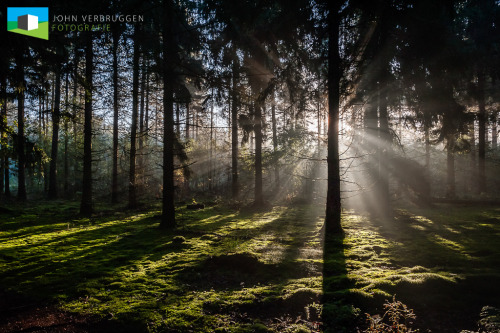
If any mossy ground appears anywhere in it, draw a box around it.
[0,201,499,332]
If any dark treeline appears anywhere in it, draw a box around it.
[1,0,499,231]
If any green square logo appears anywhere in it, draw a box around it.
[7,7,49,40]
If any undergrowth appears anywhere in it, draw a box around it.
[361,296,419,333]
[0,201,499,332]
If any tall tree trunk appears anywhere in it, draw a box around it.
[195,105,199,140]
[38,96,42,138]
[470,118,476,191]
[4,154,9,197]
[492,111,498,149]
[144,65,150,190]
[325,1,342,234]
[446,134,456,198]
[111,28,120,203]
[209,90,214,192]
[185,103,190,139]
[271,101,279,189]
[254,102,263,205]
[80,34,93,216]
[145,69,150,136]
[49,79,54,137]
[3,73,9,198]
[38,96,44,192]
[378,77,390,213]
[15,51,27,201]
[317,98,321,149]
[424,121,430,168]
[41,94,46,136]
[231,55,239,198]
[0,71,6,199]
[363,9,391,213]
[64,73,69,194]
[129,28,140,209]
[139,58,146,189]
[48,68,62,199]
[72,46,79,192]
[175,103,180,137]
[154,103,159,145]
[160,0,176,228]
[477,70,486,193]
[0,68,10,197]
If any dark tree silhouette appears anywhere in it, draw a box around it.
[111,25,121,204]
[160,0,176,228]
[129,26,140,209]
[231,50,239,198]
[325,0,342,234]
[15,48,27,201]
[80,33,93,216]
[48,65,62,199]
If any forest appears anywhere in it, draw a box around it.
[1,0,499,332]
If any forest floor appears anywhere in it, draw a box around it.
[0,200,499,332]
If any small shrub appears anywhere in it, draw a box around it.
[362,296,419,333]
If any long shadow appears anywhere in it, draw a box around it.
[175,204,322,283]
[322,228,356,333]
[361,205,500,332]
[0,202,130,241]
[173,204,325,323]
[1,202,344,331]
[1,217,175,298]
[0,205,271,304]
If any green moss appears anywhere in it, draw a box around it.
[1,202,499,332]
[0,202,328,332]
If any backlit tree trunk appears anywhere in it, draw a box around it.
[72,46,79,192]
[185,103,190,139]
[0,70,6,199]
[160,0,176,228]
[139,57,146,184]
[446,133,456,198]
[64,73,69,194]
[80,34,93,216]
[111,28,120,203]
[469,118,476,191]
[254,102,263,205]
[48,67,62,199]
[325,1,342,234]
[129,27,140,208]
[378,77,390,213]
[231,54,239,198]
[271,101,279,188]
[15,50,27,201]
[492,111,498,149]
[477,70,486,193]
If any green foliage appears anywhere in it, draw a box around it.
[362,296,418,333]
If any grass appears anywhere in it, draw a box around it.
[0,201,324,332]
[0,201,499,332]
[331,203,500,332]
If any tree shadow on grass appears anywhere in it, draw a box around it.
[322,229,359,333]
[351,205,500,332]
[173,204,325,328]
[0,202,355,332]
[2,204,317,331]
